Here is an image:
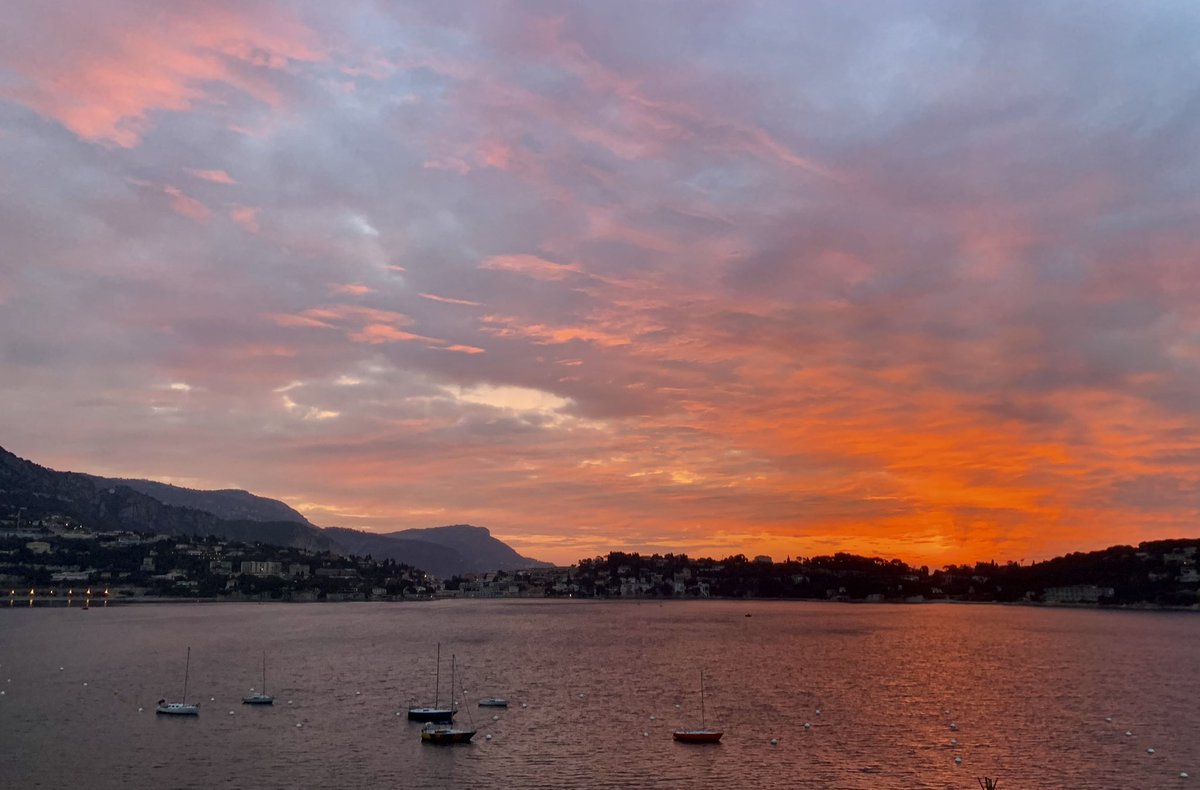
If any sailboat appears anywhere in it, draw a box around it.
[156,646,200,716]
[242,651,274,705]
[408,643,454,723]
[673,669,722,743]
[421,654,476,744]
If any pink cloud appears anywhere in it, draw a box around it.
[330,283,374,296]
[476,138,514,170]
[349,324,433,344]
[508,322,631,348]
[419,293,483,307]
[2,4,325,147]
[186,168,236,184]
[163,185,212,222]
[265,313,335,329]
[481,254,580,281]
[230,206,260,233]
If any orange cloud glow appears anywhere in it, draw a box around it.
[4,0,1198,570]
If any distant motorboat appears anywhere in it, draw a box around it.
[408,643,454,723]
[242,651,274,705]
[422,654,475,744]
[157,646,200,716]
[673,669,722,744]
[478,698,509,708]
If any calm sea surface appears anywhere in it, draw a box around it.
[0,599,1197,789]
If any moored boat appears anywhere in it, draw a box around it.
[421,654,475,744]
[478,697,509,708]
[242,651,274,705]
[156,701,200,716]
[408,643,454,723]
[157,646,200,716]
[420,722,477,744]
[673,669,721,744]
[672,728,723,743]
[408,705,455,722]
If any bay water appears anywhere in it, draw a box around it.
[1,599,1197,788]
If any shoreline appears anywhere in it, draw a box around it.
[5,594,1198,613]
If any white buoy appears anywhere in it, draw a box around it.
[1,690,5,696]
[287,700,293,705]
[355,691,361,696]
[522,703,528,708]
[492,715,499,721]
[642,732,648,737]
[82,682,87,686]
[59,667,64,671]
[210,697,215,701]
[229,710,234,715]
[1180,772,1188,778]
[951,738,958,746]
[296,723,302,728]
[954,756,962,764]
[815,708,822,715]
[770,738,778,746]
[943,708,949,715]
[1105,716,1112,722]
[949,722,958,731]
[1125,731,1133,737]
[1147,748,1155,754]
[649,715,655,720]
[137,706,143,712]
[804,722,811,729]
[578,693,584,698]
[485,734,492,740]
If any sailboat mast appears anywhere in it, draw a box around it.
[699,669,706,729]
[434,642,441,708]
[183,646,191,704]
[262,651,267,694]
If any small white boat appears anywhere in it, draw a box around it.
[478,697,509,708]
[156,701,200,716]
[242,652,274,705]
[157,646,200,716]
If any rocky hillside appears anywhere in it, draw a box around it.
[387,524,551,573]
[1,445,548,576]
[83,475,311,524]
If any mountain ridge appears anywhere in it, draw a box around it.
[0,445,549,576]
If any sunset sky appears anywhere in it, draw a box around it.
[2,1,1198,566]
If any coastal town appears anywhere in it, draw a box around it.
[3,514,1199,609]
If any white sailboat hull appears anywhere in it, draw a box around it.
[156,702,200,716]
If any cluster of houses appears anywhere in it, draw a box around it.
[5,512,1200,606]
[0,521,431,602]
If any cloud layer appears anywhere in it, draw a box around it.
[2,1,1198,565]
